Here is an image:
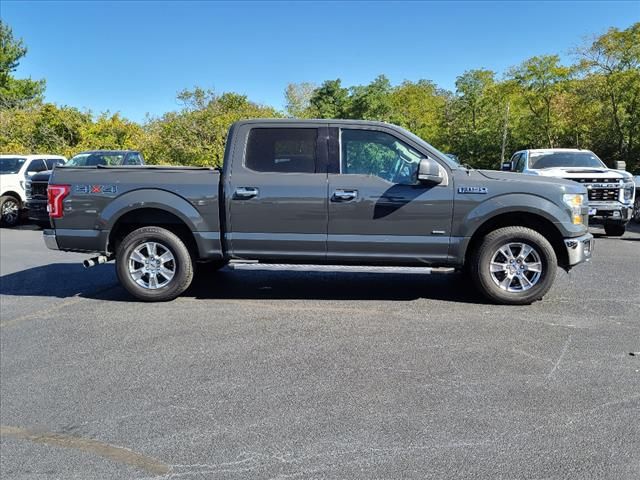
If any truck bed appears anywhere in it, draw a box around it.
[49,165,223,259]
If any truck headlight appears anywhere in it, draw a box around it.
[563,193,586,225]
[623,180,634,201]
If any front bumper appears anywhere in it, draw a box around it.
[588,201,632,222]
[564,233,594,268]
[43,229,59,250]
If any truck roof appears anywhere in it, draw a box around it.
[232,118,402,129]
[233,118,392,127]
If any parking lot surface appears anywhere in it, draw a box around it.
[1,224,639,479]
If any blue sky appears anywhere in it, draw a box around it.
[2,1,638,122]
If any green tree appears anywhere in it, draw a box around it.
[507,55,572,148]
[575,22,640,169]
[308,79,350,118]
[284,82,316,118]
[76,112,143,152]
[0,103,91,156]
[348,75,393,120]
[388,79,447,146]
[0,20,45,109]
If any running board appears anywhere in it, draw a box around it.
[227,261,455,274]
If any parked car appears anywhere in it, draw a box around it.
[503,149,635,236]
[43,119,593,304]
[26,150,144,223]
[0,154,66,227]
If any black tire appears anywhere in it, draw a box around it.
[115,226,194,301]
[468,226,557,305]
[603,221,626,237]
[0,195,22,227]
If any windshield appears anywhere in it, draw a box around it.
[529,151,606,169]
[396,127,461,169]
[66,152,126,167]
[0,157,26,174]
[445,153,461,164]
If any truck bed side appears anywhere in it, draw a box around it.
[49,166,223,260]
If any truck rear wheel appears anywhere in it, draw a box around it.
[115,226,194,301]
[469,226,557,305]
[603,221,626,237]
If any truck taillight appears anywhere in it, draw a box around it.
[47,185,71,218]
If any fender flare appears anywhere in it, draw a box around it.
[98,189,206,233]
[458,193,571,239]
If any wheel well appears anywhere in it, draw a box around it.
[2,191,23,204]
[465,212,568,268]
[108,208,198,258]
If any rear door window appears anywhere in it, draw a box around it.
[245,128,318,173]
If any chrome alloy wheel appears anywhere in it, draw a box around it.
[489,242,543,292]
[128,242,176,289]
[1,199,19,224]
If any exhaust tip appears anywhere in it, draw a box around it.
[83,259,95,269]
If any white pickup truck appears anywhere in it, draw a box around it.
[0,154,67,227]
[504,149,636,236]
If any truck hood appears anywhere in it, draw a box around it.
[477,169,583,191]
[30,170,53,182]
[0,173,21,191]
[530,167,632,180]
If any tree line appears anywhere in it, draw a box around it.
[1,20,638,173]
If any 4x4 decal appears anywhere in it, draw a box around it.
[74,184,118,194]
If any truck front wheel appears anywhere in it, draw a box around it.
[116,226,194,301]
[0,196,22,227]
[469,226,557,305]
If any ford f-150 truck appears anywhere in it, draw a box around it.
[504,148,635,236]
[43,120,594,304]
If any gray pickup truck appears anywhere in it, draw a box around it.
[43,119,594,304]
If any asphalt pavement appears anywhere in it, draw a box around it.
[1,224,639,479]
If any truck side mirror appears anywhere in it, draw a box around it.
[418,158,443,185]
[615,160,626,171]
[501,162,512,171]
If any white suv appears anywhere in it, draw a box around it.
[0,154,66,227]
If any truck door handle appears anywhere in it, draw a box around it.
[233,187,259,199]
[332,189,358,202]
